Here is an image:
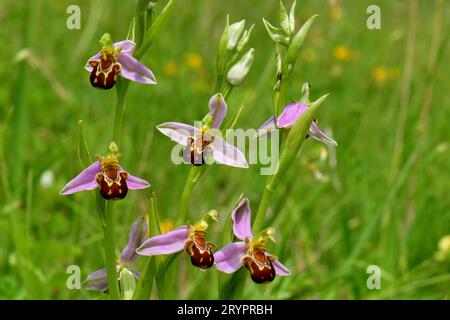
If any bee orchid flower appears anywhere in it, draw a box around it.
[60,142,149,200]
[84,217,147,293]
[157,93,248,168]
[214,198,291,284]
[259,102,337,146]
[136,211,218,270]
[85,33,157,89]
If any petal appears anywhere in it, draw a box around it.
[231,198,253,241]
[214,242,248,273]
[130,267,141,280]
[211,135,248,168]
[118,53,157,84]
[85,52,101,72]
[308,121,338,146]
[84,268,108,291]
[277,102,308,128]
[257,115,277,140]
[157,122,198,146]
[114,40,136,55]
[270,256,291,276]
[126,172,151,190]
[259,115,277,131]
[59,161,100,195]
[136,225,189,256]
[120,217,147,264]
[208,93,228,128]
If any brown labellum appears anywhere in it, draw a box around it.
[242,251,276,284]
[89,55,121,90]
[184,235,215,269]
[96,170,128,200]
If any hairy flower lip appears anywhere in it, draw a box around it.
[136,217,217,270]
[214,198,291,280]
[85,40,157,87]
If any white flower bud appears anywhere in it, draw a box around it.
[226,48,255,86]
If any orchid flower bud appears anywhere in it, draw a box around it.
[227,19,246,51]
[263,18,289,46]
[236,24,254,52]
[226,48,255,86]
[284,14,317,77]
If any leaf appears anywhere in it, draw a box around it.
[279,0,290,35]
[216,15,230,77]
[77,120,92,168]
[289,0,297,34]
[284,14,317,77]
[262,18,289,46]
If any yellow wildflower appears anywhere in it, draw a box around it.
[372,66,388,83]
[186,53,203,70]
[333,45,354,61]
[160,218,175,234]
[329,0,343,21]
[163,61,178,77]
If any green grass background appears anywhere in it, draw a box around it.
[0,0,449,299]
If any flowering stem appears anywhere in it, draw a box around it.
[133,189,161,299]
[103,201,120,300]
[112,79,130,147]
[253,182,274,232]
[177,165,202,224]
[253,95,326,232]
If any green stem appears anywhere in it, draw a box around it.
[113,79,130,146]
[133,189,161,299]
[253,182,274,232]
[103,201,120,300]
[177,166,201,224]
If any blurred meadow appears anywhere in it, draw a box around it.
[0,0,449,299]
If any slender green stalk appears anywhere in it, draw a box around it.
[389,0,417,181]
[253,182,274,232]
[103,201,120,299]
[113,79,130,146]
[177,166,201,224]
[133,189,161,299]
